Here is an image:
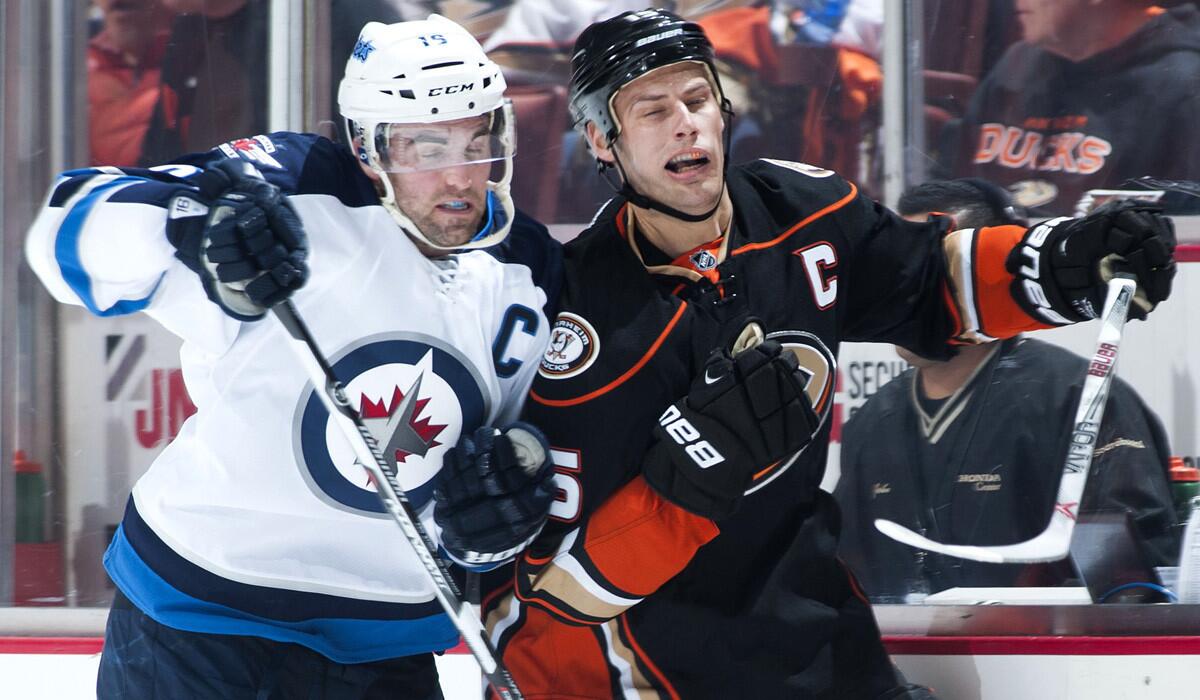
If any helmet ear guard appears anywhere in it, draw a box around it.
[338,16,516,251]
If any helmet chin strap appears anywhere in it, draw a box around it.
[607,147,724,222]
[602,108,734,224]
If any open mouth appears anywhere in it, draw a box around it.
[665,150,711,174]
[437,200,473,213]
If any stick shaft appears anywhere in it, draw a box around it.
[272,300,523,699]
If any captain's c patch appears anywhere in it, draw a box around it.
[539,313,599,380]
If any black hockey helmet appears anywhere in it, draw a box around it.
[569,8,732,148]
[569,8,734,222]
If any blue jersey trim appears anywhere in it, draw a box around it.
[104,525,461,664]
[55,176,163,317]
[117,498,447,622]
[470,191,504,243]
[48,169,106,207]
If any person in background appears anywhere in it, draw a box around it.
[835,178,1178,603]
[88,0,175,165]
[139,0,404,163]
[138,0,267,164]
[944,0,1200,215]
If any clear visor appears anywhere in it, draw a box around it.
[373,108,511,174]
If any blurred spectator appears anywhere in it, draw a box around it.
[699,0,883,187]
[88,0,174,166]
[483,1,670,222]
[138,0,403,163]
[834,178,1178,603]
[484,0,647,84]
[138,0,267,164]
[944,1,1200,215]
[525,0,885,221]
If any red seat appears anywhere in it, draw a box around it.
[507,84,568,223]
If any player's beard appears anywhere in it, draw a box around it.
[407,209,484,249]
[394,189,487,249]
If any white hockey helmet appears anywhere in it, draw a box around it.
[338,16,515,251]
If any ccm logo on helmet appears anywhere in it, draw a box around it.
[429,83,474,96]
[658,404,724,469]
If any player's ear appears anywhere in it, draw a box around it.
[585,122,616,167]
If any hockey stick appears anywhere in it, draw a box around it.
[874,274,1138,564]
[272,300,524,700]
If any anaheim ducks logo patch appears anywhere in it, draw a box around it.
[539,313,599,379]
[744,329,837,494]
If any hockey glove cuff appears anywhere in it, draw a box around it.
[166,158,309,321]
[1006,200,1175,324]
[643,340,819,521]
[433,423,555,569]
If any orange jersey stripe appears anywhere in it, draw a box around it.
[619,613,682,700]
[972,225,1055,337]
[615,203,630,239]
[580,477,720,596]
[752,460,781,482]
[501,606,615,697]
[731,183,859,255]
[530,301,689,408]
[482,580,514,613]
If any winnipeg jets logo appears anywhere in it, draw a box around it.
[295,336,489,514]
[351,38,375,63]
[219,135,283,170]
[358,373,448,483]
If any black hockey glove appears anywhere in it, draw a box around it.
[1006,200,1175,324]
[166,158,309,321]
[433,422,555,569]
[642,340,819,521]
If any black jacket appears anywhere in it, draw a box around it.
[836,336,1177,602]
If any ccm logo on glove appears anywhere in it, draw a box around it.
[657,404,724,469]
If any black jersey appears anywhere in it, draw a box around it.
[835,336,1177,602]
[484,160,1051,699]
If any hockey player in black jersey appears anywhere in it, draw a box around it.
[481,9,1176,699]
[835,179,1178,603]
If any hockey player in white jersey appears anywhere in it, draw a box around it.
[25,16,560,699]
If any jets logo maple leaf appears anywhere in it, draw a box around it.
[358,373,449,468]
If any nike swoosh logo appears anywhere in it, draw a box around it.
[704,368,723,385]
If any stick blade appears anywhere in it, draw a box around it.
[873,518,1072,564]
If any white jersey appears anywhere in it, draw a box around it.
[25,133,561,662]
